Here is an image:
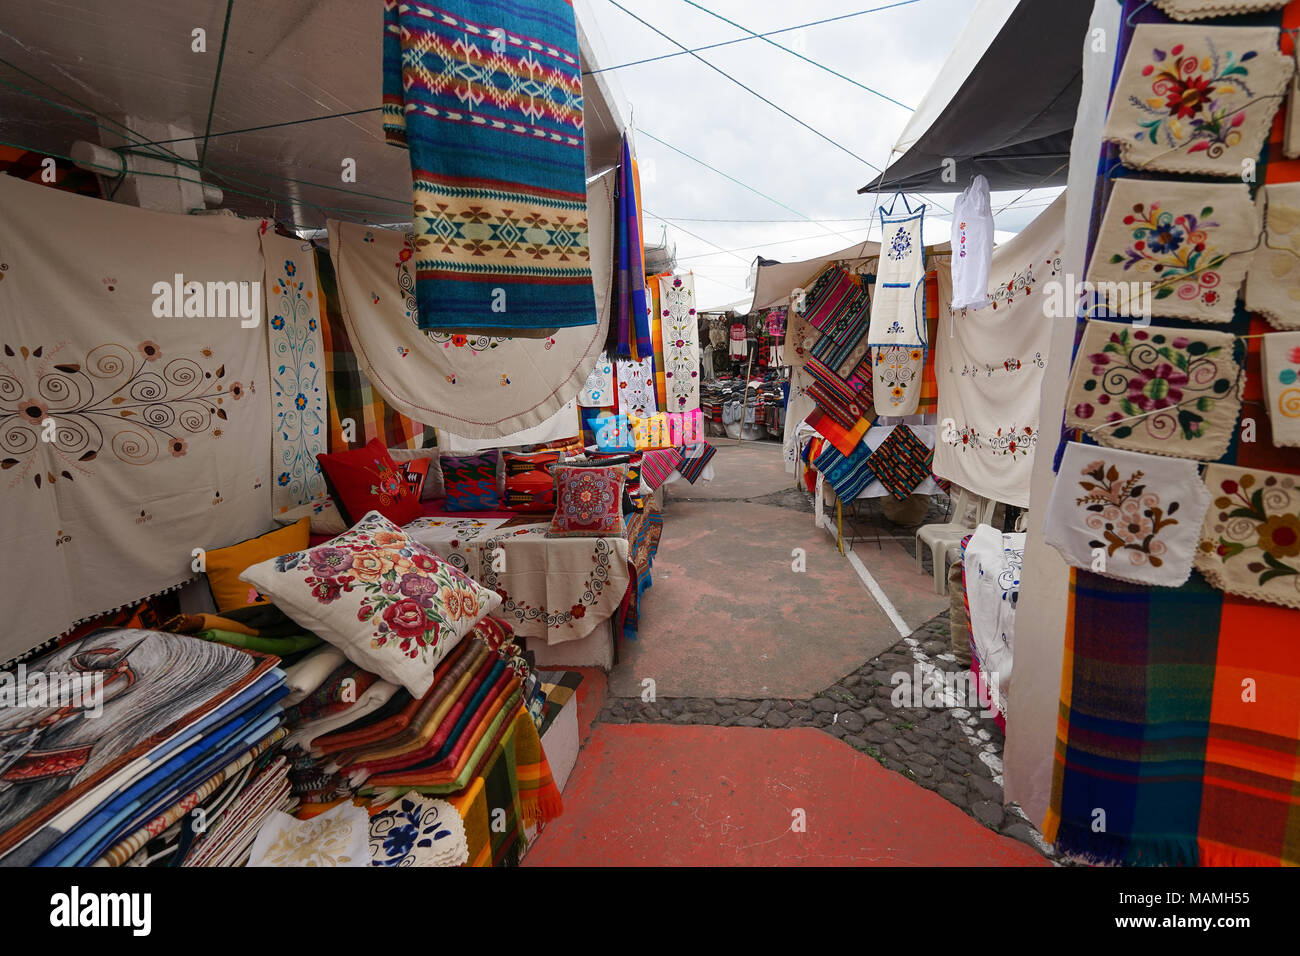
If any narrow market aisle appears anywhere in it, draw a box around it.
[526,440,1046,866]
[608,441,906,699]
[526,725,1048,866]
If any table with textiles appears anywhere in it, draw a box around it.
[403,516,629,645]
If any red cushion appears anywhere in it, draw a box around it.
[316,438,423,527]
[502,451,560,513]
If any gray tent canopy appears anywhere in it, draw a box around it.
[859,0,1093,195]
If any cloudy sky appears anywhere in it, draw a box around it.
[578,0,1061,309]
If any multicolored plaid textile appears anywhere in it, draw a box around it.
[383,0,596,332]
[676,442,716,484]
[535,670,584,738]
[863,424,933,501]
[802,265,870,337]
[812,439,876,501]
[1044,0,1300,868]
[638,447,684,491]
[917,270,941,414]
[316,249,429,454]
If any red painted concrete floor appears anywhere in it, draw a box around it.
[525,724,1048,867]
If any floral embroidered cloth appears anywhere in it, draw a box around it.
[872,345,925,417]
[325,170,612,440]
[961,524,1023,721]
[869,197,927,348]
[615,355,658,418]
[0,174,271,655]
[405,518,630,644]
[1195,463,1300,609]
[1045,442,1210,587]
[1064,320,1243,460]
[1245,182,1300,330]
[1153,0,1289,21]
[369,792,468,867]
[660,273,701,412]
[1262,331,1300,447]
[950,175,994,310]
[578,352,615,407]
[261,231,327,516]
[240,511,502,697]
[249,801,369,867]
[1103,25,1292,177]
[1088,179,1258,324]
[934,196,1062,507]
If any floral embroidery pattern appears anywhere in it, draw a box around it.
[1066,322,1242,457]
[888,226,913,261]
[0,340,244,490]
[1130,40,1253,159]
[874,345,922,412]
[1077,460,1180,568]
[946,424,1035,458]
[1197,466,1300,608]
[1109,202,1226,306]
[480,528,615,629]
[269,257,326,509]
[369,793,467,867]
[396,234,507,353]
[662,274,701,411]
[273,514,495,662]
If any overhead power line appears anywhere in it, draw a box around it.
[584,1,921,75]
[679,0,913,111]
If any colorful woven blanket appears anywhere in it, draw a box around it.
[812,440,876,502]
[863,424,933,501]
[383,0,596,332]
[802,265,870,337]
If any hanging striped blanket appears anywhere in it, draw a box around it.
[382,0,596,332]
[812,440,876,502]
[802,266,870,336]
[676,442,716,483]
[863,424,933,501]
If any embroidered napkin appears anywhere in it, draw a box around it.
[1063,320,1243,460]
[369,792,469,867]
[1261,332,1300,447]
[1152,0,1289,20]
[869,201,927,347]
[1088,179,1258,324]
[863,424,933,501]
[1045,442,1210,587]
[873,345,925,417]
[616,356,658,417]
[1196,463,1300,609]
[1245,182,1300,330]
[248,801,369,867]
[1103,25,1292,176]
[578,353,615,407]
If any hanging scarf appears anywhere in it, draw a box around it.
[615,135,651,358]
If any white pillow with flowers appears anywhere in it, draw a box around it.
[239,511,501,697]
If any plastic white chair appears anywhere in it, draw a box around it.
[915,487,997,594]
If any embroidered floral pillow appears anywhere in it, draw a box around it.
[1103,25,1293,176]
[317,438,423,527]
[1044,442,1209,587]
[1195,464,1300,609]
[1152,0,1289,22]
[1064,320,1243,460]
[547,464,625,538]
[239,511,502,697]
[1087,180,1258,324]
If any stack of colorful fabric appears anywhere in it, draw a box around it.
[292,617,563,866]
[0,629,287,867]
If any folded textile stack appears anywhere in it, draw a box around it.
[287,617,563,866]
[0,629,287,867]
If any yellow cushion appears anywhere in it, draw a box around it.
[205,517,310,612]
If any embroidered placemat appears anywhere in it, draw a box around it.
[1103,24,1292,176]
[578,352,615,407]
[1045,442,1210,587]
[1152,0,1289,20]
[1245,181,1300,330]
[1195,463,1300,609]
[1087,179,1258,324]
[1063,320,1244,460]
[1261,331,1300,447]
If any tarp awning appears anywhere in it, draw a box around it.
[859,0,1093,195]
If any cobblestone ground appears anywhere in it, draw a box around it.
[598,609,1062,862]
